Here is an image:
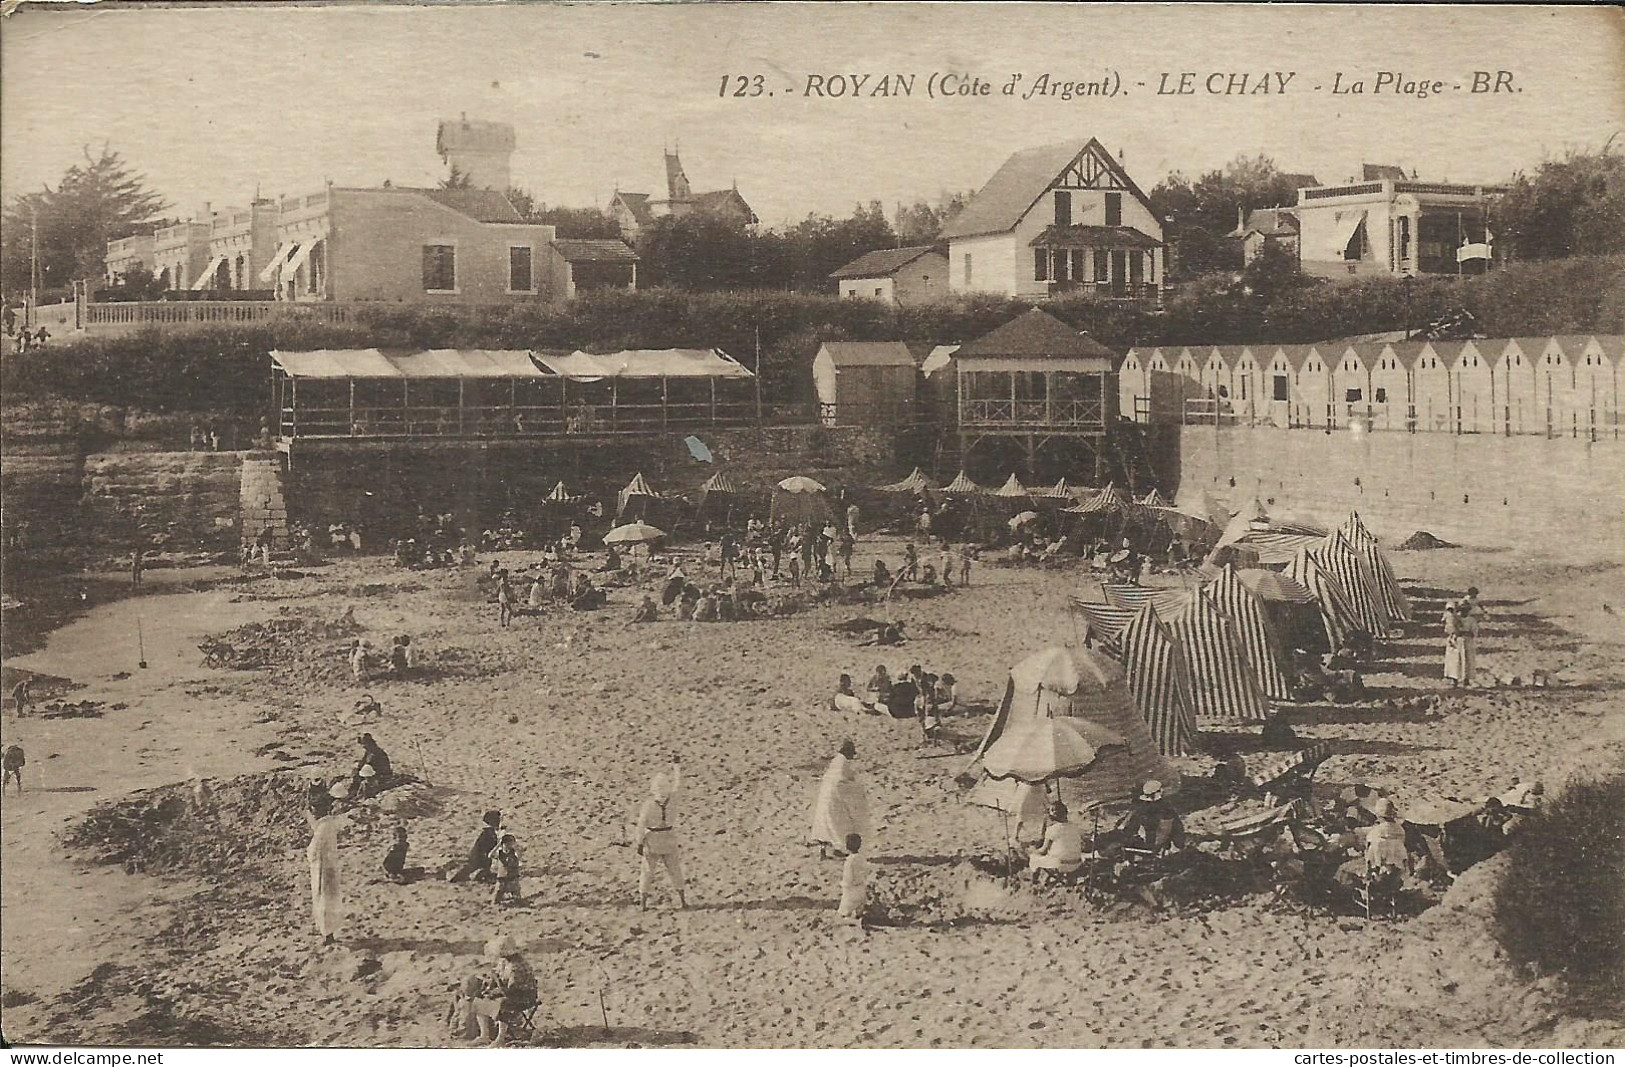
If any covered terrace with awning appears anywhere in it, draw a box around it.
[272,347,757,442]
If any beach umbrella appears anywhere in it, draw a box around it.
[771,477,831,528]
[980,717,1126,784]
[684,435,714,464]
[1008,510,1040,528]
[604,522,666,545]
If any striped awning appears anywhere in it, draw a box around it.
[258,241,295,283]
[1120,602,1198,757]
[272,349,546,379]
[1165,595,1270,721]
[940,471,984,494]
[1201,565,1294,701]
[1101,583,1194,616]
[190,254,227,291]
[1235,569,1317,604]
[1067,598,1138,657]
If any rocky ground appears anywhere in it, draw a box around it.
[1,536,1622,1048]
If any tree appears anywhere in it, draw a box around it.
[893,190,972,245]
[1,146,169,299]
[1495,143,1625,261]
[1149,154,1310,280]
[438,164,473,190]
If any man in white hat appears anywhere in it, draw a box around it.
[1125,779,1185,853]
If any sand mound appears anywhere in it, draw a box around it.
[64,772,312,875]
[202,609,364,677]
[1398,531,1457,550]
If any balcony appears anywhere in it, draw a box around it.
[1045,280,1164,307]
[960,397,1105,430]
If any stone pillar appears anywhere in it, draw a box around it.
[239,456,289,550]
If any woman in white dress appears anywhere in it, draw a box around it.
[1442,601,1475,687]
[305,792,344,946]
[810,740,870,859]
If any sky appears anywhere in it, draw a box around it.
[3,3,1623,227]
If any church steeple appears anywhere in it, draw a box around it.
[664,148,692,202]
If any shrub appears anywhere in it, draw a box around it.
[1491,774,1625,1009]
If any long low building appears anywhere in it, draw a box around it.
[272,347,756,448]
[1120,335,1625,438]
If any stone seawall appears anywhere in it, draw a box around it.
[1174,426,1625,554]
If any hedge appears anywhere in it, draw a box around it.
[3,256,1620,417]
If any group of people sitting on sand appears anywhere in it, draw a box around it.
[831,663,958,740]
[348,636,420,683]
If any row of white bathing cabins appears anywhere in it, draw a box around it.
[1119,334,1625,438]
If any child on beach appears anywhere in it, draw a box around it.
[838,833,869,923]
[383,824,409,882]
[490,834,522,905]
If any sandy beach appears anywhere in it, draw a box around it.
[2,536,1622,1048]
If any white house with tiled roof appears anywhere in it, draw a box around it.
[941,139,1164,302]
[829,245,949,305]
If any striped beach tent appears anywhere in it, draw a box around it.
[939,470,985,495]
[968,646,1178,812]
[1101,583,1195,616]
[1068,597,1139,656]
[545,480,582,504]
[1340,512,1412,621]
[1202,565,1293,701]
[1120,603,1198,756]
[1165,595,1270,721]
[1310,532,1394,638]
[1139,488,1171,508]
[698,471,738,495]
[1035,477,1077,500]
[993,473,1030,498]
[1286,547,1363,649]
[1065,483,1132,515]
[878,467,933,493]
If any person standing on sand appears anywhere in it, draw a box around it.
[3,744,24,795]
[10,677,32,717]
[131,547,144,586]
[497,570,514,629]
[810,740,870,859]
[1443,601,1474,688]
[383,824,409,882]
[636,768,687,910]
[349,639,371,685]
[837,833,870,923]
[304,793,344,946]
